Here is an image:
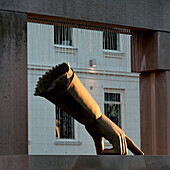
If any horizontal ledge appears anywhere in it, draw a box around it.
[27,64,139,78]
[54,140,82,145]
[103,49,124,55]
[54,44,78,50]
[1,155,170,170]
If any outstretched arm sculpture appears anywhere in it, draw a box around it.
[34,63,144,155]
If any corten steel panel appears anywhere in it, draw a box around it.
[0,11,28,155]
[167,72,170,154]
[131,32,157,72]
[29,155,170,170]
[0,155,29,170]
[140,72,168,155]
[158,32,170,70]
[0,0,170,32]
[155,72,168,155]
[139,73,153,155]
[131,32,170,73]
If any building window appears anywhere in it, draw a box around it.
[54,26,73,46]
[104,92,121,128]
[56,106,74,139]
[103,32,120,50]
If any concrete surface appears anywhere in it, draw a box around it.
[1,155,170,170]
[0,11,28,155]
[0,0,170,32]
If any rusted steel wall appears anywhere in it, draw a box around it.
[131,31,170,155]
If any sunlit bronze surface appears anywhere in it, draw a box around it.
[34,63,144,155]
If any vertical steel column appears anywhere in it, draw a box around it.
[131,31,170,155]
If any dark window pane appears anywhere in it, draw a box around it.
[105,93,120,102]
[54,26,72,46]
[103,32,119,50]
[104,103,121,128]
[56,106,74,139]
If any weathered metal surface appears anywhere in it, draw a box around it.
[131,32,170,72]
[158,32,170,70]
[167,72,170,154]
[140,71,169,155]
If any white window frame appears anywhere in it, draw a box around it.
[55,107,81,145]
[104,89,125,130]
[103,32,120,51]
[55,106,75,139]
[104,89,125,146]
[54,25,73,47]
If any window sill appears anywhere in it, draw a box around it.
[54,44,78,54]
[54,44,78,50]
[54,139,82,145]
[103,49,124,59]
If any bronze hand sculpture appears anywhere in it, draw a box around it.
[34,63,144,155]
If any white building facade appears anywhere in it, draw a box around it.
[27,22,141,155]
